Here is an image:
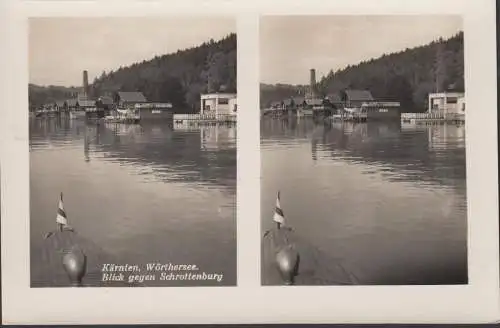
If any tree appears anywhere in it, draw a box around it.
[385,75,414,111]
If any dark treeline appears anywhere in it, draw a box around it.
[261,32,464,112]
[92,33,236,113]
[29,33,237,113]
[260,83,308,108]
[29,84,80,110]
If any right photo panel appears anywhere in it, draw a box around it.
[260,15,467,286]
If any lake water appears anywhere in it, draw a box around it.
[261,117,468,285]
[30,117,236,286]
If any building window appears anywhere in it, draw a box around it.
[218,98,229,105]
[446,97,458,104]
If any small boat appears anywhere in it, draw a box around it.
[263,191,300,285]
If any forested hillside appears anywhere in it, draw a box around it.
[91,33,236,112]
[29,33,236,113]
[261,32,464,112]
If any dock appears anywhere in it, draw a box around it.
[173,113,236,124]
[401,112,465,124]
[104,116,140,124]
[31,229,142,287]
[330,113,368,122]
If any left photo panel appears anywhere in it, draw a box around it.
[29,17,237,287]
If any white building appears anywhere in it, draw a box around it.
[428,92,465,115]
[200,93,237,115]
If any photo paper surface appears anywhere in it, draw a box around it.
[1,0,498,325]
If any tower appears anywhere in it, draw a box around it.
[82,70,89,98]
[309,68,317,99]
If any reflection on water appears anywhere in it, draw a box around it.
[261,117,467,285]
[30,117,236,286]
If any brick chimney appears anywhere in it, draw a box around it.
[309,68,316,98]
[83,70,89,97]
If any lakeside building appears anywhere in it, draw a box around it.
[264,68,400,121]
[116,91,148,109]
[200,93,237,116]
[352,101,401,120]
[342,90,375,108]
[134,103,173,121]
[326,93,344,108]
[97,96,114,109]
[428,92,465,115]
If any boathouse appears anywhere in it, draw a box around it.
[135,103,173,121]
[200,93,237,116]
[116,91,147,109]
[342,89,375,108]
[428,92,465,115]
[96,96,114,116]
[97,96,114,109]
[326,93,343,108]
[360,101,401,120]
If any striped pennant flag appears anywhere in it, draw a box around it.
[56,192,68,227]
[44,192,71,239]
[273,191,285,225]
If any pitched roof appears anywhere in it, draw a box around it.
[55,100,66,107]
[98,96,114,105]
[326,93,342,102]
[345,90,374,102]
[117,91,147,103]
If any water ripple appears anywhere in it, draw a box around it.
[261,117,467,285]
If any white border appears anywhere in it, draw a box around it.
[1,0,499,324]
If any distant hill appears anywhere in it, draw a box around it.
[28,84,80,109]
[260,83,308,107]
[260,32,464,112]
[29,33,237,113]
[92,33,236,113]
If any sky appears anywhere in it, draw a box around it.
[260,15,463,85]
[29,17,235,86]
